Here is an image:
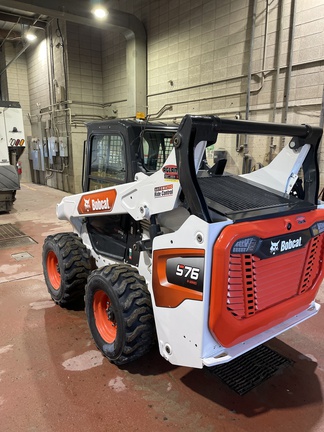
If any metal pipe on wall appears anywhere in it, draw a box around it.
[281,0,297,149]
[146,57,324,106]
[269,0,284,162]
[45,24,53,109]
[320,86,324,129]
[250,0,270,97]
[245,0,258,124]
[242,0,258,174]
[152,99,323,123]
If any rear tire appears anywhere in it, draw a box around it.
[42,232,91,307]
[85,264,155,365]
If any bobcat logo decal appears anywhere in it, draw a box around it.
[84,198,91,211]
[270,240,280,254]
[77,189,117,215]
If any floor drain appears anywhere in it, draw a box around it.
[0,223,37,249]
[207,345,293,395]
[0,223,25,240]
[11,252,34,261]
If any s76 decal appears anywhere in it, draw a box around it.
[166,257,204,292]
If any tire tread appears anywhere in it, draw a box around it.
[86,264,155,365]
[43,232,91,307]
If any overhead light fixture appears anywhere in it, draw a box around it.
[25,30,37,42]
[91,3,108,20]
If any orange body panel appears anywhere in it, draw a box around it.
[152,248,204,307]
[209,210,324,347]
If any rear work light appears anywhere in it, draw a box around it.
[311,221,324,236]
[231,237,259,254]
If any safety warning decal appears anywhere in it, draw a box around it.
[162,164,178,181]
[154,184,173,198]
[77,189,117,214]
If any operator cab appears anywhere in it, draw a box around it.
[82,119,178,264]
[82,119,178,193]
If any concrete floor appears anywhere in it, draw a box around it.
[0,183,324,432]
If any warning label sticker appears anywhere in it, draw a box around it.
[154,184,173,198]
[162,165,179,181]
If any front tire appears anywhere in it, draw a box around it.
[85,264,155,365]
[42,232,91,307]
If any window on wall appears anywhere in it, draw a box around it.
[88,134,125,190]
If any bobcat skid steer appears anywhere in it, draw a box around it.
[42,115,324,368]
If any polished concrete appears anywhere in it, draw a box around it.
[0,183,324,432]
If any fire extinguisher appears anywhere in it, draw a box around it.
[17,161,22,175]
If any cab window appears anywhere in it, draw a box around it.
[141,131,175,172]
[88,134,125,190]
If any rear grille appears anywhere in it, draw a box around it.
[228,254,257,317]
[199,176,292,213]
[227,234,324,319]
[299,235,323,294]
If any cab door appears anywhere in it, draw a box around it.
[83,132,129,261]
[83,132,126,192]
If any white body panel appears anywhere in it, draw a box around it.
[57,149,182,224]
[242,143,310,194]
[150,215,321,368]
[3,107,26,147]
[149,215,231,368]
[0,106,26,164]
[55,137,321,368]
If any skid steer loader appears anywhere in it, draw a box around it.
[42,114,324,368]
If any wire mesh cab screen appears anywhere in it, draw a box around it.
[141,130,175,172]
[89,134,125,190]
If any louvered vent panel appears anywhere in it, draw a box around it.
[299,235,324,294]
[227,235,324,319]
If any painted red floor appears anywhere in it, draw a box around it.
[0,183,323,432]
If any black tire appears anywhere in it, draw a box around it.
[42,232,91,307]
[85,264,155,365]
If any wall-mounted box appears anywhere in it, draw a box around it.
[48,136,58,164]
[32,149,40,170]
[59,136,68,157]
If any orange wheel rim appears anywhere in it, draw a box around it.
[93,290,117,343]
[47,251,61,290]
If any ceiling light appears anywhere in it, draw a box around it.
[92,4,108,20]
[25,31,37,42]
